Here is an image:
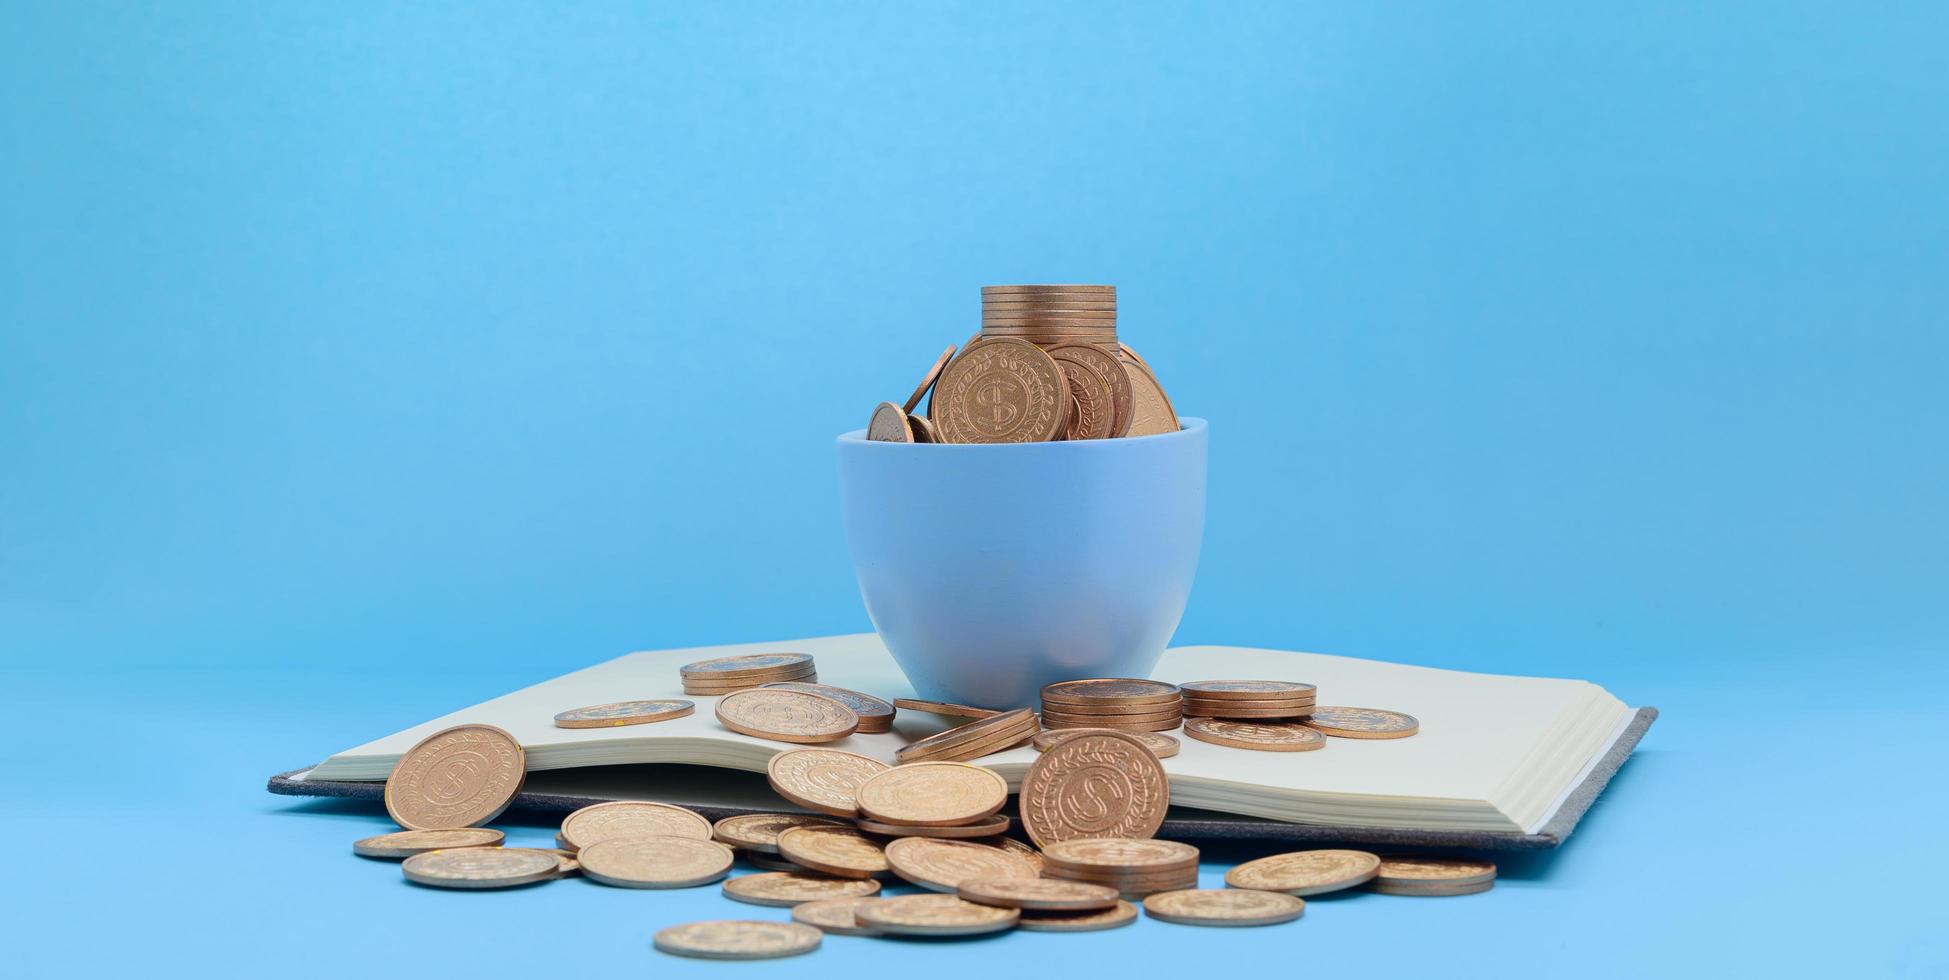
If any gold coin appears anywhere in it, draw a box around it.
[981,299,1118,311]
[352,828,505,859]
[383,724,525,831]
[931,338,1067,444]
[578,835,734,889]
[1040,715,1184,733]
[1181,717,1327,752]
[867,400,914,443]
[1032,728,1180,758]
[559,800,714,850]
[759,683,895,733]
[980,284,1115,295]
[1040,678,1182,706]
[891,698,1001,718]
[854,761,1009,826]
[1051,360,1110,441]
[1041,837,1200,873]
[958,876,1119,911]
[907,413,940,444]
[885,837,1040,892]
[1369,879,1495,897]
[550,849,579,876]
[791,896,887,936]
[1119,342,1152,369]
[766,748,889,817]
[983,308,1118,320]
[1373,856,1496,887]
[1049,344,1133,439]
[1143,888,1305,927]
[1225,849,1381,896]
[680,653,816,678]
[552,699,695,729]
[721,871,882,907]
[1179,680,1318,699]
[555,830,572,852]
[1121,354,1181,437]
[1180,696,1316,710]
[1036,699,1184,717]
[715,688,860,744]
[711,813,843,853]
[894,708,1038,764]
[854,894,1021,936]
[743,852,807,873]
[854,814,1011,839]
[1018,899,1139,932]
[652,921,822,960]
[991,835,1044,875]
[1181,703,1315,719]
[1019,729,1170,848]
[401,847,560,889]
[1303,706,1420,739]
[903,344,956,413]
[775,825,889,879]
[683,671,817,694]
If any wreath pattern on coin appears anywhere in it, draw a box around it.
[854,764,1008,825]
[1182,717,1327,750]
[933,339,1065,443]
[716,689,859,741]
[385,725,525,830]
[766,749,888,815]
[1019,730,1169,847]
[1048,344,1131,439]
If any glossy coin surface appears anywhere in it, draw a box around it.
[775,825,889,879]
[1143,888,1306,927]
[903,345,957,413]
[1018,900,1140,932]
[885,837,1040,892]
[907,413,940,444]
[1041,838,1200,872]
[1303,706,1421,739]
[711,813,842,853]
[1225,849,1381,895]
[1121,355,1181,437]
[679,653,814,678]
[552,699,695,729]
[384,724,526,831]
[866,400,913,443]
[652,921,822,960]
[1040,714,1183,733]
[766,748,889,817]
[401,847,559,889]
[1373,856,1496,887]
[759,683,894,731]
[854,814,1010,839]
[791,897,887,936]
[893,708,1037,764]
[1181,718,1327,752]
[992,835,1044,875]
[1019,729,1170,847]
[958,876,1119,911]
[722,872,882,907]
[1369,879,1496,897]
[1181,704,1316,719]
[854,894,1021,936]
[1049,343,1133,438]
[559,800,714,850]
[854,762,1009,826]
[743,853,805,873]
[932,338,1066,444]
[1179,680,1319,699]
[577,835,735,889]
[891,698,1001,718]
[715,689,860,743]
[1040,679,1182,705]
[1032,728,1179,758]
[353,827,505,859]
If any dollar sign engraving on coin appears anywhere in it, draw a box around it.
[932,339,1065,444]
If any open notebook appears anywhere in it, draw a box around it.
[277,634,1653,848]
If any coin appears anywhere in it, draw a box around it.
[1369,879,1496,896]
[990,835,1044,874]
[931,338,1066,444]
[715,688,860,743]
[1041,678,1182,706]
[1143,888,1306,927]
[401,847,560,889]
[903,344,956,413]
[759,683,895,733]
[652,921,822,960]
[578,835,735,889]
[1049,358,1112,440]
[680,652,816,678]
[559,800,714,850]
[1121,354,1180,437]
[684,673,817,695]
[1041,838,1200,873]
[980,284,1115,296]
[712,813,843,853]
[981,299,1119,311]
[885,837,1040,892]
[555,830,571,851]
[1032,728,1180,758]
[1019,729,1170,848]
[792,896,887,936]
[721,871,882,907]
[983,309,1118,320]
[743,852,806,873]
[1373,856,1496,887]
[854,814,1011,839]
[1049,344,1133,438]
[1119,342,1151,369]
[550,848,580,876]
[552,699,695,729]
[958,876,1119,911]
[891,698,1001,718]
[854,762,1009,826]
[766,748,889,817]
[1225,849,1381,896]
[1303,706,1420,739]
[1018,900,1139,932]
[854,894,1021,936]
[1040,713,1183,733]
[383,724,525,831]
[353,827,505,859]
[1181,704,1316,719]
[867,400,913,443]
[1036,699,1184,716]
[1179,680,1319,699]
[1181,717,1327,752]
[908,413,941,444]
[894,708,1037,764]
[1179,696,1316,710]
[776,825,890,878]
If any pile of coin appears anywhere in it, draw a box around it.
[866,284,1181,445]
[1041,838,1202,898]
[1180,680,1317,719]
[893,707,1038,763]
[680,653,817,695]
[1039,678,1184,732]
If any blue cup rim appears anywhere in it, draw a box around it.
[838,416,1206,448]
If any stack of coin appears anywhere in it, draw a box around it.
[851,762,1010,840]
[980,284,1118,348]
[680,653,816,696]
[1179,680,1317,719]
[1039,679,1183,732]
[892,708,1038,763]
[1040,838,1201,899]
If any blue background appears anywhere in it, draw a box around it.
[3,2,1944,976]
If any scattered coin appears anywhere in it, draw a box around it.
[1121,352,1180,436]
[1225,849,1382,896]
[652,921,823,960]
[854,762,1009,826]
[766,748,889,817]
[1019,728,1170,848]
[894,708,1038,764]
[1041,838,1201,875]
[721,872,882,907]
[715,688,860,743]
[989,835,1045,875]
[1017,900,1140,932]
[401,847,560,889]
[743,852,807,873]
[958,876,1119,911]
[854,814,1011,839]
[1041,678,1183,705]
[1372,856,1496,889]
[383,724,526,831]
[903,345,956,413]
[1143,888,1306,927]
[891,698,1001,719]
[552,699,695,729]
[352,828,504,859]
[1369,879,1496,897]
[907,413,941,443]
[559,800,714,850]
[931,338,1067,444]
[550,849,580,876]
[712,813,842,853]
[1303,706,1421,739]
[885,837,1040,892]
[1181,717,1327,752]
[867,400,914,443]
[759,683,895,733]
[775,825,890,879]
[791,896,887,936]
[680,653,815,678]
[1178,680,1318,699]
[1032,728,1180,759]
[577,835,735,889]
[854,894,1021,936]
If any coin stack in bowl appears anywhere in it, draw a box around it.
[980,284,1119,347]
[1039,679,1184,732]
[1179,680,1317,719]
[1040,838,1201,899]
[893,708,1039,763]
[680,653,816,696]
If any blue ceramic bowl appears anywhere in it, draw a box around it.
[836,419,1207,709]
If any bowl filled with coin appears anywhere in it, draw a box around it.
[836,285,1205,709]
